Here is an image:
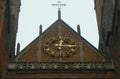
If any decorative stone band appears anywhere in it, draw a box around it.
[8,62,114,73]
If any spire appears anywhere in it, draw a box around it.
[52,1,66,19]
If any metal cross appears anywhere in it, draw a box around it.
[52,1,66,10]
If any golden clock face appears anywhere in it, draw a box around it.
[43,36,77,58]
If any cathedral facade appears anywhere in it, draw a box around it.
[0,0,120,79]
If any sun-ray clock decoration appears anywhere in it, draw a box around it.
[43,36,77,58]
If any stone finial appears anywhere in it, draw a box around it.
[39,25,42,35]
[16,42,20,55]
[77,24,81,35]
[58,9,61,19]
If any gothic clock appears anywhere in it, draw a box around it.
[43,36,77,58]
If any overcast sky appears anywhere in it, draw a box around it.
[16,0,99,51]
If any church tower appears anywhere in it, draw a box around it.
[0,0,21,78]
[94,0,120,77]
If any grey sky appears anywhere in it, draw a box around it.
[16,0,98,51]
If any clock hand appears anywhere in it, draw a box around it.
[59,45,76,47]
[55,38,77,48]
[55,44,76,47]
[55,39,63,49]
[53,40,62,50]
[59,39,63,45]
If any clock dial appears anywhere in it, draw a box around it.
[43,36,77,58]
